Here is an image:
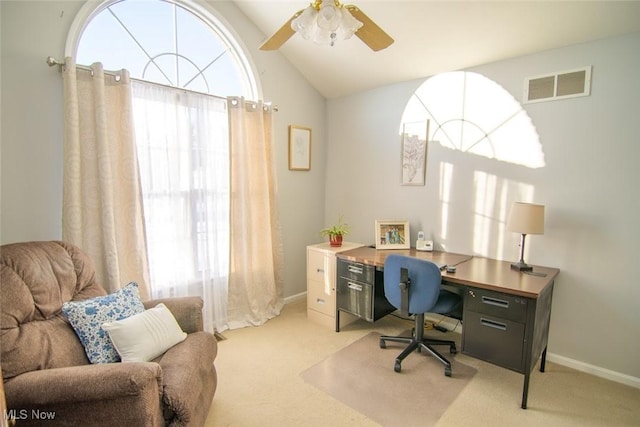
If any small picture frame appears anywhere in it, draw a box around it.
[375,220,410,250]
[288,125,311,171]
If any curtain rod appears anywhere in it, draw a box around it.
[46,56,278,112]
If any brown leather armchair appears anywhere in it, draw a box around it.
[1,241,217,426]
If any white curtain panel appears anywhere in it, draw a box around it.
[131,81,230,333]
[62,58,151,297]
[227,97,284,329]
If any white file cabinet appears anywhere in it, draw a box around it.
[307,242,363,329]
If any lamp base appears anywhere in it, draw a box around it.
[510,262,533,272]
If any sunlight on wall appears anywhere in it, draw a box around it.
[402,71,543,259]
[439,162,454,240]
[473,171,498,255]
[401,71,544,169]
[472,172,536,258]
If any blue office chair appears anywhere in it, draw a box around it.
[379,254,462,377]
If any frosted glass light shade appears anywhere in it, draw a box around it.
[291,3,362,46]
[291,6,317,39]
[317,4,342,31]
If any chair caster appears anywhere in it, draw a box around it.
[394,360,402,373]
[444,366,452,377]
[379,339,386,349]
[450,345,457,354]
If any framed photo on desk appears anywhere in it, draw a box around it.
[375,220,410,249]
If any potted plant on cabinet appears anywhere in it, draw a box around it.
[320,215,351,247]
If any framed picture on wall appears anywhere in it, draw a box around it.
[375,220,411,250]
[288,125,311,170]
[401,120,429,186]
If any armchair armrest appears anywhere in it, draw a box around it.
[143,296,204,333]
[4,362,162,407]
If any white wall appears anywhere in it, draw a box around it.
[326,32,640,382]
[0,0,326,299]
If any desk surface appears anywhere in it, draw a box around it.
[336,247,559,299]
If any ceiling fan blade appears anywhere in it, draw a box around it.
[259,10,304,51]
[346,5,394,52]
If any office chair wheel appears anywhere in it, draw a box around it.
[450,344,457,354]
[394,360,402,373]
[379,339,386,349]
[444,366,452,377]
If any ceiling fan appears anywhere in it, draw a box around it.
[259,0,394,52]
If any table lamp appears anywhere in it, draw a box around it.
[507,202,545,271]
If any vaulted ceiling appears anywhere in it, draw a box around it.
[232,1,640,98]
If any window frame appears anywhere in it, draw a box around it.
[64,0,262,100]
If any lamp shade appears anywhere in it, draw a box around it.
[507,202,545,235]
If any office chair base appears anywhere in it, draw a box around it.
[379,334,457,377]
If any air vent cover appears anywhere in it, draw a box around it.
[524,66,591,103]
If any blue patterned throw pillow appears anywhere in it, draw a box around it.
[61,282,145,364]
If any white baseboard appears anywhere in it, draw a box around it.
[284,291,306,304]
[547,352,640,389]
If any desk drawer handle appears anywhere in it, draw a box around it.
[316,298,326,305]
[480,318,507,331]
[347,282,363,292]
[482,296,509,309]
[316,268,324,273]
[348,265,363,274]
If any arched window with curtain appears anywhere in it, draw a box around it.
[63,0,283,334]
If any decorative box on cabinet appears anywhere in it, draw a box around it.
[307,242,363,329]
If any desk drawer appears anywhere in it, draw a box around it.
[336,277,373,322]
[338,259,375,284]
[465,287,528,323]
[463,310,525,372]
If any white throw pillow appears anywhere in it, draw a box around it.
[102,303,187,362]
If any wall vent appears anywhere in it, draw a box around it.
[524,66,591,103]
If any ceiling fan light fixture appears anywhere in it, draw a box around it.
[261,0,393,52]
[290,1,362,46]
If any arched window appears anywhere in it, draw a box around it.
[67,0,258,98]
[65,0,259,332]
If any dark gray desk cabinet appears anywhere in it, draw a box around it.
[461,283,553,371]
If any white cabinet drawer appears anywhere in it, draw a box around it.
[307,278,334,317]
[307,249,331,283]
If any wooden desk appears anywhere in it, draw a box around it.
[335,247,560,409]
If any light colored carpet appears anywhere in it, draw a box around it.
[301,331,476,427]
[205,299,640,426]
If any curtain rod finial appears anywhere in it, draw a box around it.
[46,56,62,67]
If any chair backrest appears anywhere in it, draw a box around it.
[383,254,442,315]
[0,241,107,380]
